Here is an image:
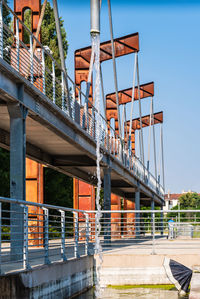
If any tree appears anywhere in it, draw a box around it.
[176,192,200,210]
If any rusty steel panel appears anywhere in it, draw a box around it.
[106,82,154,111]
[126,111,163,131]
[123,199,135,238]
[14,0,41,42]
[75,33,139,102]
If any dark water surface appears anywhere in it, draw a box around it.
[74,287,181,298]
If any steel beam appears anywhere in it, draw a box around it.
[8,85,28,261]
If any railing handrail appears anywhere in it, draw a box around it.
[0,197,199,214]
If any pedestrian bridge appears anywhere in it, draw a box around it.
[0,1,164,205]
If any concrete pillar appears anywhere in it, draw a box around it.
[135,189,140,237]
[8,86,28,261]
[103,167,111,243]
[151,200,155,236]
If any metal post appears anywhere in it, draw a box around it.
[151,200,155,236]
[29,35,34,84]
[43,208,50,264]
[52,61,56,104]
[135,189,140,237]
[42,49,46,94]
[8,88,27,262]
[16,18,20,72]
[59,210,67,261]
[151,211,156,255]
[103,167,111,243]
[23,205,30,270]
[84,213,90,256]
[73,212,79,258]
[160,205,164,236]
[61,71,65,110]
[0,0,3,59]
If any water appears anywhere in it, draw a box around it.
[74,287,181,299]
[92,33,103,298]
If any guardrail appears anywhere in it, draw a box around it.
[0,197,200,274]
[0,0,164,198]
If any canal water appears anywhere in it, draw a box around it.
[74,287,186,298]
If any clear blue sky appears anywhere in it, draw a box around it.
[42,1,200,193]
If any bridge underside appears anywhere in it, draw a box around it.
[0,59,163,206]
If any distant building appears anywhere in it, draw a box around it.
[164,190,197,211]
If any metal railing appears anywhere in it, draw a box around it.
[0,0,164,198]
[0,197,200,274]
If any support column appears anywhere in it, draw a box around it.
[8,87,28,260]
[151,199,155,236]
[103,167,111,243]
[135,188,140,237]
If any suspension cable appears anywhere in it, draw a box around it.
[161,124,165,190]
[107,0,122,139]
[147,96,153,171]
[152,98,157,180]
[100,65,106,118]
[136,54,144,164]
[128,53,137,152]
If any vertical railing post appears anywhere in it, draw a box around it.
[16,18,20,72]
[42,49,46,95]
[84,213,90,256]
[29,35,34,84]
[151,211,156,255]
[73,212,79,258]
[0,0,3,59]
[59,210,67,261]
[43,208,50,264]
[23,205,30,270]
[52,61,56,104]
[61,71,65,111]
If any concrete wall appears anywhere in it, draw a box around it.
[96,254,200,287]
[0,256,94,298]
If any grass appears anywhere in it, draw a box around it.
[107,284,176,290]
[193,231,200,238]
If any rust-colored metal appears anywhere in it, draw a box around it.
[26,158,43,246]
[14,0,41,42]
[123,199,135,237]
[126,111,163,131]
[106,82,154,121]
[111,194,121,239]
[73,179,95,239]
[75,33,139,103]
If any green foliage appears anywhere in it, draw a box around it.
[178,192,200,209]
[41,1,68,75]
[3,0,11,26]
[44,168,73,208]
[0,148,10,197]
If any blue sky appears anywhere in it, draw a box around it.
[56,0,200,194]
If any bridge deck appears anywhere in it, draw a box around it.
[0,57,163,204]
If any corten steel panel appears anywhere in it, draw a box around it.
[14,0,41,42]
[126,111,163,131]
[106,82,154,114]
[111,194,121,239]
[123,199,135,238]
[75,33,139,103]
[26,158,43,246]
